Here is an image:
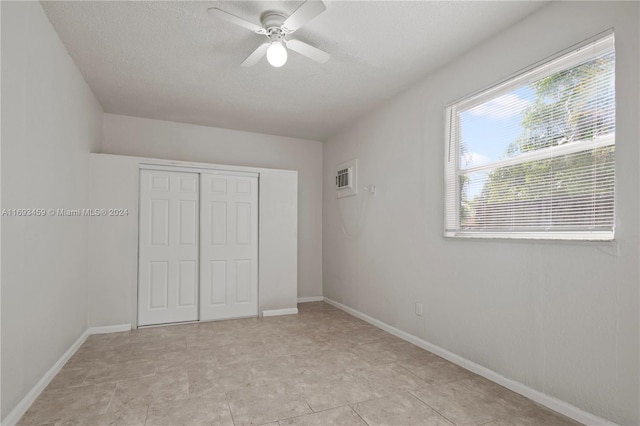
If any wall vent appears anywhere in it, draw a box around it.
[335,159,357,198]
[336,167,352,189]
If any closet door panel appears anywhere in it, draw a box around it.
[200,173,258,321]
[139,170,199,326]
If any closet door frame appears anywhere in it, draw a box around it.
[137,164,259,326]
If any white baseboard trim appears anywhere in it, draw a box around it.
[297,296,325,303]
[323,297,615,426]
[262,308,299,317]
[1,329,91,426]
[88,324,132,334]
[2,324,132,426]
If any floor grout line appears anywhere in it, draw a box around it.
[225,390,237,426]
[351,404,373,426]
[103,381,119,415]
[407,389,459,425]
[142,404,150,426]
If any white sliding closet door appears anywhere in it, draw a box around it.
[200,173,258,321]
[138,170,199,326]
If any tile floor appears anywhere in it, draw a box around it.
[19,302,581,426]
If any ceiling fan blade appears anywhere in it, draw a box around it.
[241,43,269,67]
[207,7,266,34]
[286,39,330,64]
[281,1,326,33]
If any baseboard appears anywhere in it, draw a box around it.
[297,296,325,303]
[88,324,132,334]
[1,329,90,426]
[323,297,615,426]
[262,308,299,317]
[1,324,132,426]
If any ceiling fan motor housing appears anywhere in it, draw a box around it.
[261,11,287,33]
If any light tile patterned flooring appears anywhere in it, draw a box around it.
[19,302,580,426]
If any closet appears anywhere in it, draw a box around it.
[87,153,298,330]
[138,167,259,326]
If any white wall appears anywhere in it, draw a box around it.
[87,155,139,328]
[1,1,103,420]
[101,113,323,300]
[323,2,639,425]
[257,169,299,313]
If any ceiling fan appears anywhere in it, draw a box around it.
[207,0,330,68]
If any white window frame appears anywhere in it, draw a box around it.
[444,33,615,241]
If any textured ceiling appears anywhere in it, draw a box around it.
[41,1,547,141]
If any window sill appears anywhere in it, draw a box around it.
[444,230,614,242]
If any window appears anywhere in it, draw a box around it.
[445,34,615,240]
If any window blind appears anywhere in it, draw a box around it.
[445,34,615,240]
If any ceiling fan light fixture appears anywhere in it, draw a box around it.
[266,41,287,67]
[208,1,330,68]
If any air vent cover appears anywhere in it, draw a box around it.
[335,159,357,198]
[336,167,351,189]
